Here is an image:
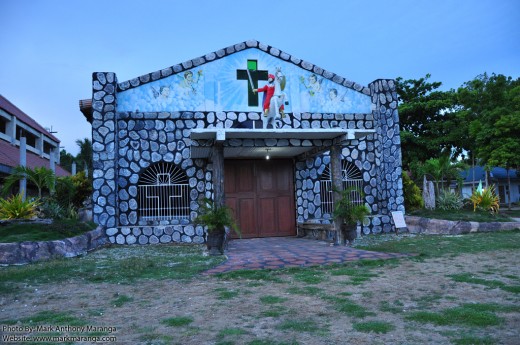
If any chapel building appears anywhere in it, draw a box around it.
[79,40,404,245]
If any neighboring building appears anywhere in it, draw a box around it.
[461,166,519,204]
[0,94,69,187]
[80,40,404,245]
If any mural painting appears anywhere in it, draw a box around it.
[117,49,372,129]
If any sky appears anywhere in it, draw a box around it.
[1,0,519,156]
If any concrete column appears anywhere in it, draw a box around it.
[91,72,118,228]
[330,144,344,245]
[212,143,225,207]
[19,136,27,200]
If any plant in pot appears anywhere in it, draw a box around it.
[332,187,371,245]
[194,198,240,255]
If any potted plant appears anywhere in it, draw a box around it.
[332,187,371,245]
[194,198,240,255]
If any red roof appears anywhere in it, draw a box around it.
[0,94,60,143]
[0,140,70,177]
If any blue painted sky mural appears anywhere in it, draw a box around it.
[117,49,372,114]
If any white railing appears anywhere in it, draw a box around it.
[138,184,190,220]
[320,179,364,215]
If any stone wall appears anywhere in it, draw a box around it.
[0,226,108,266]
[405,216,520,235]
[90,40,405,245]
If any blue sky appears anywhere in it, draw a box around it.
[1,0,518,156]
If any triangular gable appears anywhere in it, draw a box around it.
[116,40,372,114]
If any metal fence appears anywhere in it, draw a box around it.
[138,183,190,220]
[319,161,364,215]
[319,179,364,215]
[137,163,191,221]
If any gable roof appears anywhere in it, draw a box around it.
[0,94,60,143]
[116,39,371,96]
[0,140,70,177]
[81,40,376,121]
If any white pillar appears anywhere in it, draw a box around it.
[19,137,27,201]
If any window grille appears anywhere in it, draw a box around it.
[138,163,190,220]
[319,161,364,215]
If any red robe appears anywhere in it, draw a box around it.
[256,84,275,113]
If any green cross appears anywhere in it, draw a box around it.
[236,60,268,107]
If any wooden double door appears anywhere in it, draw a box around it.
[225,159,296,238]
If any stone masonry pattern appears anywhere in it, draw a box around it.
[90,40,405,245]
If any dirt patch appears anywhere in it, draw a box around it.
[1,250,519,344]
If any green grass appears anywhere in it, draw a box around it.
[286,286,322,296]
[259,295,288,304]
[451,335,496,345]
[161,316,194,327]
[0,219,97,243]
[216,269,284,282]
[408,208,514,222]
[261,305,289,317]
[449,273,520,294]
[406,303,504,327]
[379,300,404,314]
[247,339,299,345]
[276,319,322,333]
[322,296,375,318]
[357,229,520,258]
[352,320,395,333]
[214,287,238,300]
[289,269,326,284]
[0,244,225,294]
[112,293,133,307]
[2,310,88,327]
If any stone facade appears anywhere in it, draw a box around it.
[88,40,405,245]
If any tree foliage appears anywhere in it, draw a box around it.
[396,74,468,170]
[458,73,520,170]
[1,166,56,198]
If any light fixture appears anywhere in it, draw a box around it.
[265,148,270,160]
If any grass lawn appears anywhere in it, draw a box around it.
[1,230,519,344]
[0,219,97,243]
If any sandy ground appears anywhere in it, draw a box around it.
[1,250,519,345]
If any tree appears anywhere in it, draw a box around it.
[418,154,467,195]
[1,166,56,198]
[75,138,93,178]
[459,74,520,208]
[60,149,75,173]
[396,74,468,171]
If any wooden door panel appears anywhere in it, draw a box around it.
[276,195,293,236]
[224,159,295,238]
[238,198,256,238]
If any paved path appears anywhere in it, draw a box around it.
[204,237,409,275]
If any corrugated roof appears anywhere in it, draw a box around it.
[0,94,60,143]
[0,140,70,177]
[460,166,518,183]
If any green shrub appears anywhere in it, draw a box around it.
[437,189,464,210]
[39,199,66,219]
[470,185,500,214]
[0,193,40,220]
[402,172,424,210]
[70,171,92,208]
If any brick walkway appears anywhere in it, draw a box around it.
[204,237,409,275]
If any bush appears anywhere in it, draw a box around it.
[71,171,92,208]
[402,172,424,211]
[470,185,500,214]
[437,189,464,210]
[0,193,40,220]
[38,199,65,219]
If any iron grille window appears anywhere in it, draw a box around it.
[138,163,190,220]
[320,161,364,215]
